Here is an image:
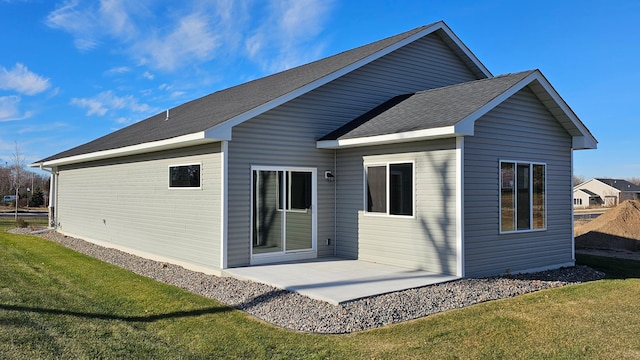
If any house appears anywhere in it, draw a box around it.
[574,178,640,208]
[31,21,597,278]
[573,188,600,208]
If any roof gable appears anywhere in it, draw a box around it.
[317,70,597,149]
[33,21,489,167]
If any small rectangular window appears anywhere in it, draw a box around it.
[366,162,413,216]
[500,161,546,232]
[169,164,201,188]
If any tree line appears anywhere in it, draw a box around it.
[0,144,50,207]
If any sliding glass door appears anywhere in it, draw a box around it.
[252,167,316,260]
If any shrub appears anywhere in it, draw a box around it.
[16,218,28,228]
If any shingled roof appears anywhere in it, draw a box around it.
[319,70,536,142]
[34,21,490,166]
[317,69,596,149]
[595,178,640,192]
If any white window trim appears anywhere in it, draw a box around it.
[499,159,547,234]
[168,162,203,189]
[363,160,415,218]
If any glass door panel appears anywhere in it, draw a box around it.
[252,170,283,254]
[285,171,312,251]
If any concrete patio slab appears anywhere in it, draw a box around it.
[223,258,459,305]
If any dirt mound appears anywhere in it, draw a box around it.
[575,200,640,251]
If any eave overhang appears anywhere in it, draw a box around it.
[29,132,221,168]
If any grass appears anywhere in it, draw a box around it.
[2,218,640,359]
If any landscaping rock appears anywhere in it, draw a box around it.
[30,229,604,333]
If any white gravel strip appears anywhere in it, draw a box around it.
[11,228,605,334]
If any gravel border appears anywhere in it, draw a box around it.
[10,228,605,334]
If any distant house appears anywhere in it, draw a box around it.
[31,21,596,278]
[574,178,640,208]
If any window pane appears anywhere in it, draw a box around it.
[533,164,545,229]
[252,170,283,254]
[290,171,312,210]
[500,162,515,231]
[367,166,386,213]
[516,164,531,230]
[169,165,200,188]
[389,163,413,216]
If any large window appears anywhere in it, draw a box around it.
[500,161,546,232]
[169,164,201,188]
[366,162,413,216]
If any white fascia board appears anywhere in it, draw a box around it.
[204,124,232,141]
[455,71,543,134]
[204,22,491,139]
[316,126,460,149]
[33,131,213,167]
[527,72,598,149]
[438,22,492,78]
[572,135,598,150]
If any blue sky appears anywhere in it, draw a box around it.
[0,0,638,179]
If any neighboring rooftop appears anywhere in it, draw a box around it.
[595,178,640,192]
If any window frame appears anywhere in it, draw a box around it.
[168,163,202,189]
[364,160,415,217]
[499,160,547,233]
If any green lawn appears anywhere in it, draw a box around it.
[2,218,640,359]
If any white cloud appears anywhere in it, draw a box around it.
[0,96,33,122]
[45,0,101,51]
[45,1,238,71]
[136,12,221,71]
[0,63,51,95]
[71,90,153,116]
[45,0,334,75]
[0,96,21,120]
[142,71,154,80]
[106,66,131,75]
[17,122,69,134]
[71,97,107,116]
[245,0,333,72]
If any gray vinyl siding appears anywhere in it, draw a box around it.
[225,32,478,267]
[463,87,573,277]
[226,112,334,267]
[335,140,458,274]
[56,143,222,271]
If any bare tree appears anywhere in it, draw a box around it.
[573,174,585,186]
[627,177,640,186]
[0,163,10,200]
[10,142,26,219]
